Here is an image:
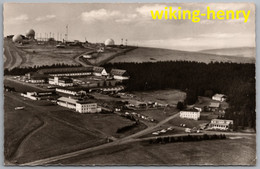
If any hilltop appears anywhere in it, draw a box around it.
[4,38,255,71]
[109,47,255,64]
[199,47,256,58]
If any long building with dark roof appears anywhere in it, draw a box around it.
[37,67,93,77]
[110,68,129,80]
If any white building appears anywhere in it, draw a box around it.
[99,86,125,92]
[21,92,39,100]
[57,97,101,113]
[56,88,78,96]
[55,88,86,96]
[49,77,73,87]
[180,108,201,120]
[212,94,227,102]
[110,69,129,80]
[93,67,108,76]
[208,119,233,131]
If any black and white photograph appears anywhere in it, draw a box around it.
[3,2,256,166]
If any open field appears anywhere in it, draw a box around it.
[4,98,43,160]
[134,107,178,122]
[4,77,47,92]
[133,90,186,106]
[200,47,256,58]
[53,135,256,165]
[4,91,149,164]
[18,44,87,67]
[109,47,255,64]
[4,93,106,164]
[92,89,185,107]
[3,39,88,69]
[50,110,146,138]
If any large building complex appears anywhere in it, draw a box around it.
[208,119,234,131]
[38,67,93,77]
[57,97,101,113]
[49,77,73,87]
[180,108,201,120]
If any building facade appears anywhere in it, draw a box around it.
[208,119,233,131]
[180,108,201,120]
[57,97,100,113]
[110,69,129,80]
[212,94,227,102]
[93,67,108,76]
[49,77,73,87]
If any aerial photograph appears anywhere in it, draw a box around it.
[3,3,256,166]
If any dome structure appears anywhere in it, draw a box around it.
[25,29,35,39]
[104,38,115,46]
[12,34,23,43]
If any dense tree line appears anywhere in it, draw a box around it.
[147,134,226,144]
[104,61,255,130]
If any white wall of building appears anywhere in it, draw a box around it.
[180,111,200,120]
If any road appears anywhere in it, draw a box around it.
[5,92,256,166]
[74,52,93,67]
[74,47,138,67]
[21,125,256,166]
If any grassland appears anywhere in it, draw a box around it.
[4,91,149,164]
[53,134,256,165]
[50,110,146,138]
[18,44,86,67]
[4,77,46,92]
[109,47,255,64]
[4,93,106,164]
[133,90,186,106]
[200,47,256,58]
[4,39,89,69]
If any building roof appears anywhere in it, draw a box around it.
[38,67,93,74]
[110,69,128,76]
[181,108,200,112]
[57,96,95,105]
[211,119,233,124]
[93,66,105,73]
[27,72,48,79]
[209,102,220,108]
[57,97,77,104]
[213,94,227,98]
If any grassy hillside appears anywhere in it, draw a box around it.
[199,47,256,58]
[109,47,255,64]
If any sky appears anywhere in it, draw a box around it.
[3,3,256,51]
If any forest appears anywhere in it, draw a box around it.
[104,61,255,130]
[4,61,255,130]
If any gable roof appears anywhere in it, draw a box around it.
[110,69,128,76]
[93,66,106,73]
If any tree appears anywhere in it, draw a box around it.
[177,101,185,110]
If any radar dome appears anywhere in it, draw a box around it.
[12,34,23,43]
[104,38,115,46]
[25,29,35,39]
